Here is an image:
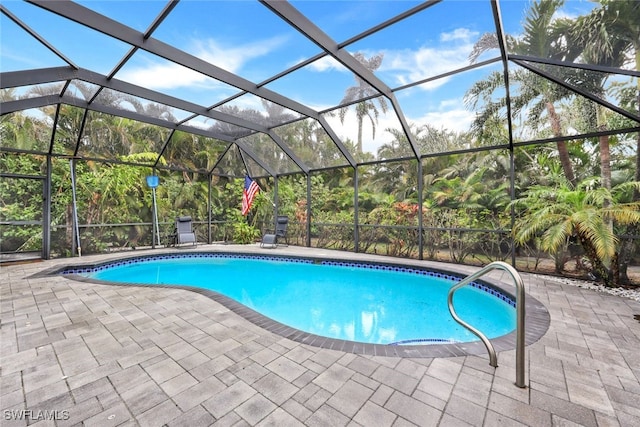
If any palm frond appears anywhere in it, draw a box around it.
[540,219,574,254]
[513,207,565,243]
[576,212,618,260]
[469,32,500,63]
[604,203,640,225]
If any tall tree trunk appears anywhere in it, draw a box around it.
[357,116,363,154]
[598,135,612,202]
[595,95,613,199]
[546,102,577,187]
[610,252,621,287]
[65,204,73,250]
[598,131,615,281]
[578,230,613,287]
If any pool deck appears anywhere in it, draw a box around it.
[1,245,639,426]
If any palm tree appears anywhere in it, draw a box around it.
[466,0,578,187]
[337,52,389,154]
[123,94,177,123]
[565,0,639,282]
[568,7,630,195]
[260,99,297,127]
[0,87,17,102]
[512,179,640,286]
[0,111,51,152]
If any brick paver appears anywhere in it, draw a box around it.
[1,244,639,426]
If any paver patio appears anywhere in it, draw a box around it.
[1,245,639,426]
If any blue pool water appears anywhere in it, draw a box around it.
[80,255,516,345]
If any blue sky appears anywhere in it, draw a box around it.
[1,0,597,154]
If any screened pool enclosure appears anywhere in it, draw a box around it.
[1,0,639,285]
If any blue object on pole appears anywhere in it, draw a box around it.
[146,175,159,188]
[146,175,161,246]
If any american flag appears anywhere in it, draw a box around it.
[241,175,260,216]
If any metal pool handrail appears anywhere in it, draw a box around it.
[447,261,526,388]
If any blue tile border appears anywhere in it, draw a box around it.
[320,259,516,307]
[53,250,550,358]
[58,252,313,275]
[59,252,516,308]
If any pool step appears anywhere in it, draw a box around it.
[388,338,458,346]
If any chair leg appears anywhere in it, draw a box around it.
[261,234,277,248]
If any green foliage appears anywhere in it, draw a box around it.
[512,179,640,286]
[231,220,261,244]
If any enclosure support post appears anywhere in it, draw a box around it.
[151,186,157,249]
[208,175,212,244]
[69,159,81,257]
[274,176,279,231]
[152,186,160,248]
[354,167,359,253]
[509,149,516,267]
[490,0,517,269]
[417,160,424,260]
[43,156,52,260]
[306,173,311,247]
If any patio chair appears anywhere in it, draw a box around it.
[172,215,197,247]
[261,215,289,248]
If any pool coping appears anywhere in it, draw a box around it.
[42,250,551,359]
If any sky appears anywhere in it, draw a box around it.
[1,0,598,155]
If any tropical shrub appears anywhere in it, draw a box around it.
[512,179,640,286]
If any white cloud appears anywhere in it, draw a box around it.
[307,55,348,73]
[119,35,287,90]
[119,61,215,90]
[439,98,463,109]
[552,9,582,22]
[304,27,478,87]
[382,47,462,88]
[412,108,475,134]
[324,108,406,154]
[440,28,478,43]
[193,35,287,73]
[381,28,478,88]
[323,95,475,156]
[322,107,476,157]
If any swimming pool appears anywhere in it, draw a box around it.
[61,253,520,348]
